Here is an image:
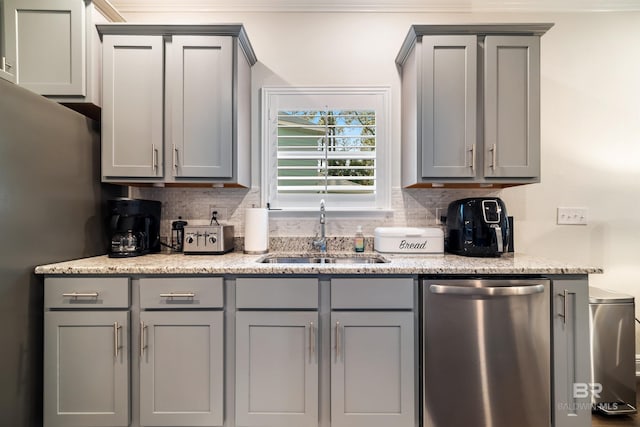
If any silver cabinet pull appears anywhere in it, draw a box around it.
[309,321,315,360]
[152,144,159,173]
[335,321,341,359]
[114,322,122,358]
[173,144,179,174]
[2,57,12,71]
[159,292,195,299]
[469,144,476,171]
[63,292,99,299]
[489,143,497,170]
[139,320,147,358]
[558,289,575,324]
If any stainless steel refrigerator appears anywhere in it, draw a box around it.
[0,79,122,426]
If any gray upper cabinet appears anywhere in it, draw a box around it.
[1,0,17,83]
[484,36,541,178]
[170,36,233,179]
[396,24,552,188]
[98,25,257,187]
[420,35,477,179]
[102,35,164,179]
[1,0,124,115]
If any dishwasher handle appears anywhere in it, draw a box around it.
[429,284,545,297]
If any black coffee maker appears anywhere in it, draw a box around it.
[107,198,161,258]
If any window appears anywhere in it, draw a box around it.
[262,87,390,211]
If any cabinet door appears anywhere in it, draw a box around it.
[139,311,224,426]
[331,311,415,427]
[102,35,163,178]
[421,35,477,178]
[236,311,318,427]
[1,0,16,83]
[3,0,84,95]
[44,311,129,427]
[484,35,540,178]
[552,279,591,427]
[170,36,233,178]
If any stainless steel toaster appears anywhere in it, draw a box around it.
[183,225,234,254]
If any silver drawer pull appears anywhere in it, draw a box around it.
[159,292,195,299]
[63,292,99,299]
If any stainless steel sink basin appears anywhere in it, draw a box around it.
[258,254,389,264]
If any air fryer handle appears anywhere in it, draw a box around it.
[494,226,504,253]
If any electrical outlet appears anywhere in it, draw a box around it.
[557,207,588,225]
[435,207,445,225]
[209,206,228,222]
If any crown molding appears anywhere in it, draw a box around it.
[108,0,640,13]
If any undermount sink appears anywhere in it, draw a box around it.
[258,254,389,264]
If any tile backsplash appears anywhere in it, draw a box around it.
[130,187,499,241]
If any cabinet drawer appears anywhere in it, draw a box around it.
[45,277,130,309]
[236,278,318,309]
[331,278,414,309]
[139,277,223,309]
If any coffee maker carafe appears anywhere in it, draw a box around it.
[107,198,161,258]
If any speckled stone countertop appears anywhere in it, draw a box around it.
[34,251,602,276]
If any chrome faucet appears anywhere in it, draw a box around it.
[312,199,327,252]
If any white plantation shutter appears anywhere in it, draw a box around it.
[277,110,376,194]
[262,88,390,210]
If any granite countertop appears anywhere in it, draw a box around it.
[34,251,602,276]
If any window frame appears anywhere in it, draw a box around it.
[261,86,391,212]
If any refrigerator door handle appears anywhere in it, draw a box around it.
[429,284,545,297]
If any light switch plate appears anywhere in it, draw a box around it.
[557,207,588,225]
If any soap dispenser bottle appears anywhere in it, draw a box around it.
[354,225,365,252]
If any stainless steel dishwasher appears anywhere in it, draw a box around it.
[422,278,550,427]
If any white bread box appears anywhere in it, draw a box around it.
[374,227,444,254]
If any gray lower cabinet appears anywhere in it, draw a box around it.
[139,311,224,426]
[330,311,414,427]
[552,279,591,427]
[235,277,319,427]
[234,277,416,427]
[138,277,225,427]
[235,311,319,427]
[330,278,415,427]
[43,277,131,427]
[396,24,552,187]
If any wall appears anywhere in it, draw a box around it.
[128,10,640,310]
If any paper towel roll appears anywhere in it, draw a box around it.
[244,208,269,254]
